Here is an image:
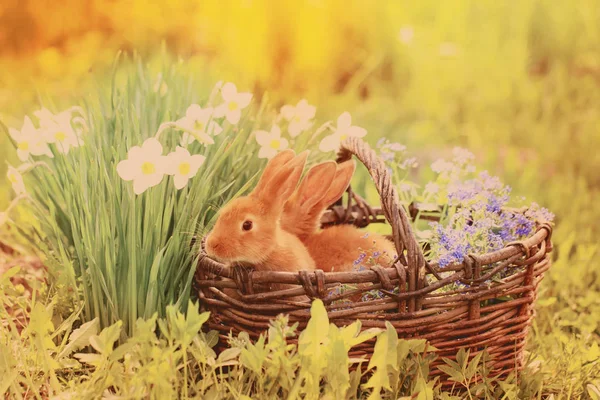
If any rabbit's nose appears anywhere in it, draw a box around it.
[205,236,221,254]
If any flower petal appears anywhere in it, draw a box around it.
[189,154,206,171]
[212,103,226,118]
[348,126,367,138]
[337,112,352,129]
[9,127,21,141]
[17,149,29,161]
[141,138,163,157]
[117,159,138,181]
[258,146,277,159]
[226,109,242,125]
[236,92,253,108]
[221,82,237,101]
[21,116,37,135]
[133,179,150,195]
[174,174,189,190]
[209,121,223,136]
[280,105,295,120]
[255,130,272,146]
[319,134,341,153]
[288,121,303,137]
[185,104,203,118]
[279,138,289,150]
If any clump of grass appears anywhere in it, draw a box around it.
[1,57,313,335]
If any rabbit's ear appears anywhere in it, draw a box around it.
[252,149,296,197]
[320,160,356,207]
[289,161,337,210]
[253,151,309,211]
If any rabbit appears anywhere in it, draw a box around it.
[205,149,316,300]
[282,159,397,274]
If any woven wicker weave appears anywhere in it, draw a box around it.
[194,137,553,385]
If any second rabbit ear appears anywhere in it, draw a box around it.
[320,159,357,207]
[291,161,337,210]
[252,149,296,197]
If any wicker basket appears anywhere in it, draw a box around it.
[194,137,553,385]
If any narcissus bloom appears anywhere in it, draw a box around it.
[176,104,220,146]
[6,165,26,195]
[117,138,168,195]
[7,165,25,195]
[280,99,316,137]
[319,112,367,153]
[165,146,206,189]
[37,109,81,154]
[214,83,252,124]
[9,117,53,161]
[255,125,289,159]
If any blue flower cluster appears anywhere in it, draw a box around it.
[430,170,554,268]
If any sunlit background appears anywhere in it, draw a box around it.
[2,0,599,218]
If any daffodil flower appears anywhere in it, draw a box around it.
[319,112,367,153]
[255,125,289,159]
[9,116,53,161]
[7,165,26,195]
[164,146,206,189]
[213,82,252,124]
[38,110,81,154]
[280,99,316,137]
[175,104,220,146]
[117,138,168,195]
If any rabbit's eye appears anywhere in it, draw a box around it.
[242,220,253,231]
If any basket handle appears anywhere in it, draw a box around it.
[336,137,427,293]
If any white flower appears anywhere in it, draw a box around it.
[319,112,367,153]
[280,99,316,137]
[6,165,26,195]
[254,125,289,159]
[116,138,168,195]
[0,212,7,227]
[452,147,475,165]
[9,116,53,161]
[164,146,206,190]
[175,104,220,146]
[399,182,413,192]
[399,26,414,44]
[38,110,81,154]
[425,182,440,194]
[213,83,252,124]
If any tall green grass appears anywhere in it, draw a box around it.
[3,58,328,335]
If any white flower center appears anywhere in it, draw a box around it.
[55,131,66,142]
[141,162,156,175]
[292,115,301,123]
[269,139,280,149]
[178,162,191,175]
[8,173,18,183]
[340,134,348,141]
[228,101,238,111]
[18,142,29,151]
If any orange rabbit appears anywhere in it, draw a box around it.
[282,159,397,273]
[205,149,316,274]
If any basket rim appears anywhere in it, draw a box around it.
[195,214,553,284]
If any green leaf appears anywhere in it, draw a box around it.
[89,320,122,355]
[363,322,398,398]
[58,318,100,359]
[437,365,464,383]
